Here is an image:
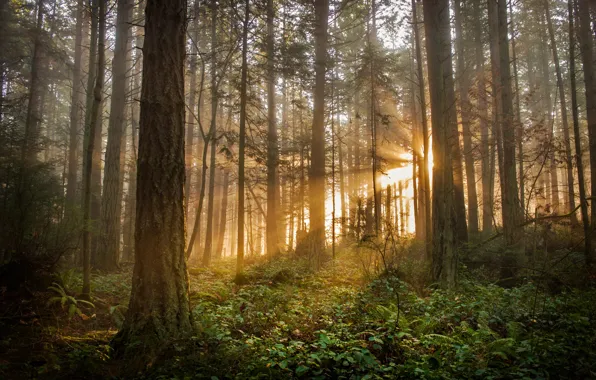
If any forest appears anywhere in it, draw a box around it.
[1,0,596,378]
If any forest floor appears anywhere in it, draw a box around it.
[1,246,596,379]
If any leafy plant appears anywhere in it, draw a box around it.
[47,282,94,320]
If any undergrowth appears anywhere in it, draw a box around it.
[1,250,595,379]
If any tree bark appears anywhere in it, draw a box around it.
[578,0,596,226]
[98,0,132,271]
[185,0,199,222]
[236,0,249,278]
[309,0,329,268]
[202,0,218,267]
[475,0,492,236]
[215,170,229,258]
[496,0,524,276]
[413,0,431,256]
[266,0,279,258]
[569,0,592,268]
[82,0,106,297]
[66,0,85,207]
[22,0,45,165]
[544,0,576,221]
[113,0,192,362]
[423,0,457,288]
[454,0,479,235]
[122,0,144,262]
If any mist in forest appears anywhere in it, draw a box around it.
[1,0,596,378]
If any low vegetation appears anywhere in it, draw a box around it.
[2,243,595,379]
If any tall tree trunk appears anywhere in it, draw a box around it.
[113,0,192,362]
[202,0,218,267]
[569,0,592,268]
[98,0,132,271]
[185,0,199,222]
[82,0,98,267]
[545,0,576,221]
[413,0,431,256]
[66,0,85,207]
[497,0,524,276]
[454,0,479,235]
[266,0,279,257]
[509,0,525,216]
[539,24,560,213]
[488,0,504,198]
[122,0,144,262]
[475,0,492,235]
[444,21,468,246]
[578,0,596,226]
[236,0,249,277]
[22,0,44,165]
[423,0,457,288]
[309,0,329,268]
[82,0,106,297]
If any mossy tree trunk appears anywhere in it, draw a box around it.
[113,0,192,361]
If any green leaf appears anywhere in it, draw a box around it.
[295,365,309,375]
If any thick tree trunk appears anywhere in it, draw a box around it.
[308,0,329,268]
[113,0,192,362]
[98,0,132,271]
[423,0,457,288]
[82,0,106,297]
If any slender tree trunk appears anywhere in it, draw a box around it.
[82,0,106,297]
[82,0,98,267]
[413,0,431,256]
[22,0,44,166]
[98,0,132,271]
[22,0,44,165]
[113,0,192,362]
[236,0,249,277]
[185,0,199,222]
[423,0,457,288]
[122,0,143,262]
[454,0,479,235]
[497,0,524,276]
[570,0,592,268]
[578,0,596,226]
[66,0,85,207]
[215,170,229,258]
[202,0,218,267]
[266,0,279,257]
[309,0,329,267]
[474,1,491,235]
[509,0,525,217]
[545,0,575,220]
